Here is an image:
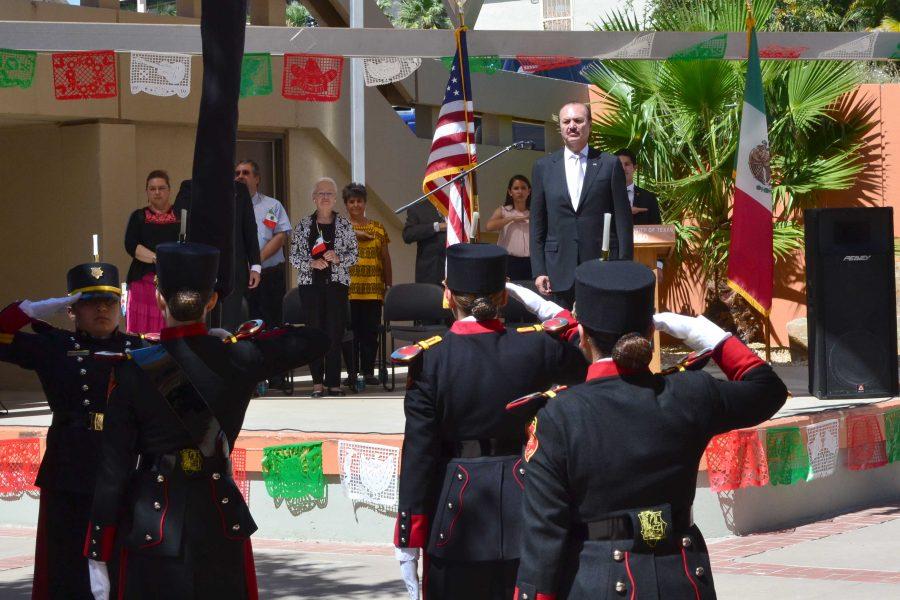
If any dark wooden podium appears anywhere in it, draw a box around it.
[633,225,676,372]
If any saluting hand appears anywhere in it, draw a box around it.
[19,293,82,321]
[653,312,731,353]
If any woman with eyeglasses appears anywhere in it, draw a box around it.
[123,169,181,335]
[289,177,359,397]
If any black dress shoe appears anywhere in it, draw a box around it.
[327,388,346,397]
[311,389,325,398]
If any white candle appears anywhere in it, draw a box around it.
[92,234,99,259]
[180,209,188,239]
[602,213,611,252]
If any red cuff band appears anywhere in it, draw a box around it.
[84,523,117,561]
[514,586,557,600]
[712,336,765,381]
[0,303,32,334]
[394,514,429,548]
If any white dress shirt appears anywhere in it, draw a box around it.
[626,183,635,207]
[564,145,589,211]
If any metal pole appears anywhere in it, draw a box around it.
[350,0,365,184]
[394,141,533,214]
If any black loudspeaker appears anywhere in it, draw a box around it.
[805,207,898,398]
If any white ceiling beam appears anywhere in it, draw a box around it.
[0,21,897,60]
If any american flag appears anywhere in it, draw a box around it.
[422,28,477,246]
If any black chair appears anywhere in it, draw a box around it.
[280,288,303,396]
[383,283,451,390]
[502,279,541,329]
[284,288,355,395]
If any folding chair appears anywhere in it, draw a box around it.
[382,283,451,391]
[279,288,305,396]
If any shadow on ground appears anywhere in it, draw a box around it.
[254,551,406,599]
[0,578,31,600]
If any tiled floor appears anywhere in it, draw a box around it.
[709,504,900,585]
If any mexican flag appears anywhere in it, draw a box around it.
[727,22,773,316]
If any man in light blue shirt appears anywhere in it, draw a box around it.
[235,159,292,329]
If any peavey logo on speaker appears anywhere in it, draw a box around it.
[842,255,872,262]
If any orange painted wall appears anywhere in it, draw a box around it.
[591,84,900,344]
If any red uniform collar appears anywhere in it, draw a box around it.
[449,319,505,335]
[586,359,646,381]
[160,322,207,341]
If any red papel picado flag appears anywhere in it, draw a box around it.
[282,54,343,102]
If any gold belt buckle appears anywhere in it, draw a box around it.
[178,448,203,475]
[91,412,105,431]
[637,509,668,548]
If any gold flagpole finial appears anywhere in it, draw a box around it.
[456,0,467,28]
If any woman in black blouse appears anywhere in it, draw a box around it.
[123,170,180,334]
[289,177,359,397]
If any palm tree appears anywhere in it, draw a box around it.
[396,0,451,29]
[286,1,316,27]
[586,0,877,339]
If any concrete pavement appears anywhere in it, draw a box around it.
[1,504,898,598]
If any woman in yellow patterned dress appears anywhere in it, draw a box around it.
[343,183,393,387]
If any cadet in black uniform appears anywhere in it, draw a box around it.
[393,243,587,600]
[513,260,788,600]
[84,242,329,599]
[0,262,140,599]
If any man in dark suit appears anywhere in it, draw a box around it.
[615,148,662,225]
[402,200,447,287]
[530,102,633,308]
[175,179,261,331]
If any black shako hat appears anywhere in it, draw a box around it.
[155,242,219,298]
[446,243,508,295]
[575,260,656,335]
[67,263,121,300]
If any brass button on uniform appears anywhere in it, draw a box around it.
[447,502,454,510]
[695,567,705,577]
[144,534,152,541]
[518,467,526,475]
[81,384,89,392]
[612,549,624,562]
[615,581,626,594]
[91,551,97,558]
[682,536,692,548]
[156,475,165,483]
[231,524,240,531]
[153,501,161,510]
[456,472,464,480]
[212,472,221,480]
[77,356,84,363]
[80,368,87,376]
[221,497,229,504]
[400,537,407,543]
[438,532,445,540]
[82,399,91,406]
[401,511,407,517]
[400,523,406,530]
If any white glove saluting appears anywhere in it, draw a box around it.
[505,282,564,322]
[88,559,110,600]
[653,312,731,354]
[395,547,420,600]
[19,293,81,321]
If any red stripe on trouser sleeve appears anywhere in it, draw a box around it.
[712,336,765,381]
[243,538,259,600]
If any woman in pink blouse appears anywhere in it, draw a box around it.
[123,170,180,334]
[486,175,532,281]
